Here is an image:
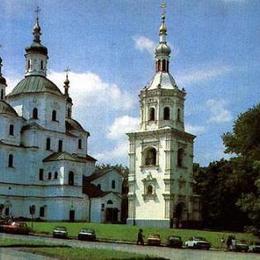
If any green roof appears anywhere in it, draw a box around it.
[0,100,18,117]
[8,75,63,97]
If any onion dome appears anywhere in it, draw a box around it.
[0,100,18,117]
[0,57,6,85]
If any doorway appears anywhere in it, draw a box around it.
[69,210,75,222]
[105,208,118,223]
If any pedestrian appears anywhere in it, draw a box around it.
[226,235,232,251]
[137,229,144,245]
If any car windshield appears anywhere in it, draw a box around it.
[55,226,66,231]
[81,229,94,233]
[194,237,206,241]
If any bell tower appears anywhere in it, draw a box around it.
[127,3,200,228]
[0,57,7,100]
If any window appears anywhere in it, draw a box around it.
[147,185,153,195]
[112,180,116,189]
[107,200,113,205]
[48,172,52,180]
[9,125,14,136]
[97,184,101,190]
[67,107,71,118]
[144,147,156,166]
[40,206,45,217]
[52,110,57,121]
[54,171,58,179]
[27,59,31,70]
[39,169,44,181]
[78,139,82,149]
[40,60,44,70]
[149,108,155,121]
[163,107,170,120]
[68,171,74,185]
[177,148,184,167]
[177,108,181,122]
[8,154,13,167]
[0,89,4,100]
[32,108,38,119]
[5,207,9,216]
[162,59,166,72]
[58,140,63,152]
[46,138,51,150]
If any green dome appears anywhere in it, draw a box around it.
[8,75,62,97]
[0,100,18,117]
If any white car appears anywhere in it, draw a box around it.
[184,237,211,250]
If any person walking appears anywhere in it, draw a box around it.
[137,229,144,245]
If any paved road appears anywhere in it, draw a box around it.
[0,233,259,260]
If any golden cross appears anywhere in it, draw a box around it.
[35,6,41,19]
[161,1,167,16]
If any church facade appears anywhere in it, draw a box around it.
[0,16,125,222]
[127,11,200,228]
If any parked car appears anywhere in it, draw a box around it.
[2,221,30,235]
[167,235,183,248]
[249,241,260,253]
[230,240,249,252]
[147,234,161,246]
[184,237,211,250]
[52,226,68,239]
[78,228,96,241]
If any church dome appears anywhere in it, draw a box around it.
[0,100,18,117]
[25,42,48,56]
[155,43,171,56]
[0,76,6,85]
[8,75,63,98]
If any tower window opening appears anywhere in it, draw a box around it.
[68,171,74,185]
[9,124,14,136]
[78,139,82,149]
[40,60,44,70]
[0,89,4,100]
[144,147,157,166]
[46,138,51,150]
[163,107,170,120]
[177,108,181,121]
[149,108,155,121]
[112,180,116,189]
[39,169,44,180]
[177,148,184,167]
[8,154,14,167]
[147,185,153,195]
[162,59,166,72]
[27,59,31,70]
[58,140,63,152]
[32,108,38,119]
[52,110,57,121]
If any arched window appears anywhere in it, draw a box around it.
[40,60,44,70]
[0,89,4,100]
[149,108,155,121]
[177,108,181,122]
[9,125,14,136]
[112,180,116,189]
[67,107,71,118]
[27,59,31,70]
[8,154,14,167]
[32,108,38,119]
[48,172,52,180]
[58,140,63,152]
[163,107,170,120]
[177,148,184,167]
[162,59,166,72]
[97,184,101,190]
[145,147,157,166]
[52,110,57,121]
[78,139,82,149]
[39,169,44,181]
[147,185,153,195]
[107,200,113,205]
[54,172,58,179]
[68,171,74,185]
[46,138,51,150]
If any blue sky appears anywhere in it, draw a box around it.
[0,0,259,166]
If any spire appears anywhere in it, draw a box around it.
[64,68,70,97]
[0,48,7,86]
[33,6,42,43]
[155,1,171,73]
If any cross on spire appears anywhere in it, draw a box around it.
[0,44,3,76]
[161,1,167,18]
[35,6,41,20]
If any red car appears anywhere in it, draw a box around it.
[2,221,30,234]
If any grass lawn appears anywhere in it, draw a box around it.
[29,222,258,249]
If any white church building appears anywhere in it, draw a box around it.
[0,15,125,222]
[127,9,200,228]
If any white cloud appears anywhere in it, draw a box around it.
[176,65,233,86]
[49,71,134,111]
[133,36,156,56]
[107,115,139,140]
[206,99,232,123]
[186,124,206,135]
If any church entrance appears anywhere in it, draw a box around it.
[69,210,75,222]
[174,202,185,228]
[105,208,118,223]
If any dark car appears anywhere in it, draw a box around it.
[184,237,211,250]
[2,221,30,235]
[249,241,260,253]
[147,234,161,246]
[167,236,183,248]
[78,228,96,241]
[52,226,68,239]
[231,240,249,252]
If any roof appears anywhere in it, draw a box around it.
[21,122,45,132]
[145,72,178,90]
[0,76,6,85]
[0,100,18,117]
[85,168,124,182]
[25,42,48,56]
[43,152,97,163]
[8,75,63,98]
[66,118,88,134]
